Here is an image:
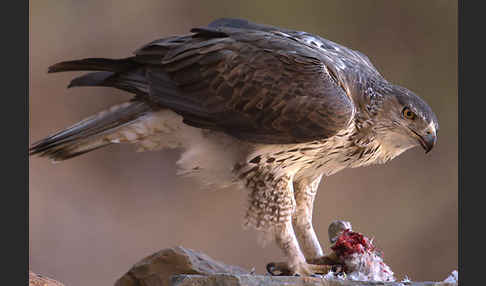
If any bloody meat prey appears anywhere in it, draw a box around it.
[310,220,395,282]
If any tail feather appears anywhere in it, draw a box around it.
[67,69,149,94]
[30,101,153,161]
[48,57,138,73]
[68,71,115,88]
[49,56,149,94]
[31,56,154,161]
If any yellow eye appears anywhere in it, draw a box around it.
[402,107,416,120]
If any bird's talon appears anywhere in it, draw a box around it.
[266,261,331,276]
[266,262,291,276]
[266,262,277,275]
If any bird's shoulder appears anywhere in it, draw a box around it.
[206,18,381,75]
[136,18,379,75]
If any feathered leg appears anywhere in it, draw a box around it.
[265,174,341,276]
[241,165,331,276]
[293,174,324,260]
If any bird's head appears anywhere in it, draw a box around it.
[372,85,439,155]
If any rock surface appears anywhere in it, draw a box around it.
[115,246,457,286]
[114,246,250,286]
[29,271,65,286]
[172,274,457,286]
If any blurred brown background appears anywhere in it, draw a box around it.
[29,1,457,285]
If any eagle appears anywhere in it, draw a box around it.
[30,18,438,276]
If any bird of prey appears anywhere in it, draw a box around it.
[30,18,438,276]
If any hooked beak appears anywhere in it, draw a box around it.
[410,128,437,153]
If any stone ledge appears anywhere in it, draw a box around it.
[115,246,457,286]
[171,274,457,286]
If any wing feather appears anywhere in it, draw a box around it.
[134,25,356,143]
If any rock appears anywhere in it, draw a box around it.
[114,246,457,286]
[171,274,458,286]
[29,271,65,286]
[114,246,250,286]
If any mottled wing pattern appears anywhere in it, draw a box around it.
[134,25,355,143]
[208,18,381,76]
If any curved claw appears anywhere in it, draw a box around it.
[331,264,345,274]
[266,262,292,276]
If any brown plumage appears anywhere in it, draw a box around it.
[30,18,438,276]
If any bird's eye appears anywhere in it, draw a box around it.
[402,107,416,120]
